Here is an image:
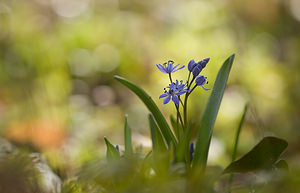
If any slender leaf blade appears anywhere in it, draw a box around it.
[228,103,248,193]
[231,103,249,162]
[175,124,193,163]
[114,75,177,146]
[124,115,133,156]
[193,54,235,170]
[104,137,120,162]
[149,114,167,153]
[223,136,288,174]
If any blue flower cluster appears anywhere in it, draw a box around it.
[157,58,210,105]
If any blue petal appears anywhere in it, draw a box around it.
[177,89,188,95]
[168,82,176,89]
[156,64,167,73]
[177,83,186,90]
[173,65,185,72]
[159,93,169,99]
[163,95,171,104]
[201,86,211,91]
[172,95,179,105]
[189,142,194,160]
[167,63,173,73]
[172,64,180,71]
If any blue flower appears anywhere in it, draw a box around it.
[188,58,210,77]
[195,75,210,91]
[156,60,185,74]
[159,80,189,105]
[189,142,194,161]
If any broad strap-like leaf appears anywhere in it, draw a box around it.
[175,124,193,163]
[193,54,235,170]
[149,114,167,153]
[104,137,120,162]
[223,136,288,174]
[114,75,177,146]
[124,115,133,156]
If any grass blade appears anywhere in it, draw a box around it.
[104,137,120,162]
[124,115,133,156]
[193,54,235,170]
[149,114,167,153]
[228,103,248,193]
[114,75,177,146]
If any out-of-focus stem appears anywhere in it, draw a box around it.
[183,76,196,126]
[175,104,184,130]
[187,72,191,86]
[169,73,173,83]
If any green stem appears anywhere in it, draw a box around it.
[187,72,191,86]
[175,104,185,130]
[183,94,188,126]
[189,85,197,93]
[169,73,173,83]
[179,97,184,106]
[176,110,180,138]
[183,76,196,126]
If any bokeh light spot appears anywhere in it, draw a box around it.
[51,0,90,18]
[93,44,120,73]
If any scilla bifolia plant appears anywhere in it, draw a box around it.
[74,54,288,193]
[113,55,236,171]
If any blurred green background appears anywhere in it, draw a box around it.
[0,0,299,176]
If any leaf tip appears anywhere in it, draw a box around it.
[104,137,110,144]
[114,75,122,81]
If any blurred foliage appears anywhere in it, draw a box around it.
[0,0,300,192]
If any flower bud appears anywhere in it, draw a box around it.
[195,75,207,86]
[192,65,203,77]
[199,57,210,68]
[188,59,196,72]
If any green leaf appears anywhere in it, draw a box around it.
[170,115,183,140]
[228,103,249,193]
[275,160,288,171]
[231,103,249,162]
[223,136,288,174]
[175,124,193,163]
[193,54,235,170]
[114,75,177,146]
[104,137,120,162]
[149,114,167,153]
[124,115,133,156]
